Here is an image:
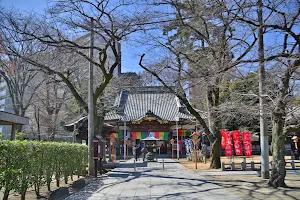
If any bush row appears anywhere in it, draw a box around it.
[0,140,88,200]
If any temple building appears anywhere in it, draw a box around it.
[105,86,196,155]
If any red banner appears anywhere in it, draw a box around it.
[242,132,252,157]
[220,130,226,149]
[225,131,233,157]
[232,130,243,156]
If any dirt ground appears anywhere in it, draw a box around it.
[0,176,86,200]
[180,155,300,171]
[203,173,300,200]
[178,156,300,200]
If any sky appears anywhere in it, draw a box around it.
[2,1,296,76]
[1,0,143,73]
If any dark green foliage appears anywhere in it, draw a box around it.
[219,72,259,103]
[0,140,88,199]
[218,72,260,131]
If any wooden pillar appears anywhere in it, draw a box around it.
[10,124,16,140]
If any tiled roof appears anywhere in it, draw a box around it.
[105,87,195,122]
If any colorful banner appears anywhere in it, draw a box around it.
[220,130,226,149]
[110,131,126,139]
[131,132,169,141]
[225,131,233,157]
[131,132,141,139]
[110,133,118,138]
[232,130,242,156]
[142,132,148,139]
[178,129,185,136]
[177,129,192,136]
[242,132,252,157]
[154,132,169,140]
[185,130,192,136]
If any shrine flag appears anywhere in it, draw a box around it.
[242,132,252,157]
[220,130,226,149]
[225,131,233,157]
[232,130,242,156]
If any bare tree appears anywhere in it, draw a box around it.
[138,0,258,168]
[34,75,69,141]
[0,41,43,132]
[235,0,300,187]
[0,0,155,175]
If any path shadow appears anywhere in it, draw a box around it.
[117,162,148,168]
[67,161,300,200]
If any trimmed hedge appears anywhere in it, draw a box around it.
[0,140,88,200]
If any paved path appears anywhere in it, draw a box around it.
[66,158,240,200]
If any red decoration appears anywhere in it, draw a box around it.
[225,131,233,157]
[154,132,160,139]
[232,130,242,156]
[178,129,185,136]
[220,130,226,149]
[242,132,252,157]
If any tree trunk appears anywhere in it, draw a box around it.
[56,178,60,187]
[47,180,51,191]
[20,192,26,200]
[207,84,221,169]
[34,184,40,197]
[268,101,287,188]
[210,137,221,168]
[3,189,10,200]
[64,176,68,184]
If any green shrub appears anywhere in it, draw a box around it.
[0,141,88,200]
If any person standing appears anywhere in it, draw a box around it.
[133,145,137,161]
[141,147,148,161]
[136,145,141,161]
[201,143,208,164]
[291,136,299,160]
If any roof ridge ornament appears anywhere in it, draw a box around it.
[131,110,168,124]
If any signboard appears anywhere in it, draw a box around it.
[242,132,252,157]
[191,132,200,147]
[191,132,200,141]
[232,130,242,156]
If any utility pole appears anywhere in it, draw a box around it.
[258,0,269,179]
[88,18,95,177]
[124,118,126,160]
[176,116,179,160]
